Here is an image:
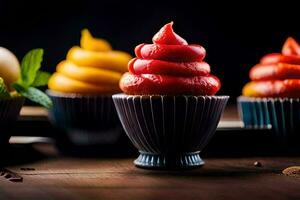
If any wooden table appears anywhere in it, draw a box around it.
[0,143,299,200]
[0,106,299,200]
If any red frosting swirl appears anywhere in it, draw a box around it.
[243,37,300,98]
[120,22,221,95]
[250,37,300,81]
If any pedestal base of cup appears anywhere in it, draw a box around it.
[134,151,204,169]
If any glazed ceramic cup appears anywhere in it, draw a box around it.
[0,96,24,145]
[113,94,229,169]
[238,96,300,143]
[47,90,122,149]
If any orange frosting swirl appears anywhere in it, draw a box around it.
[243,37,300,98]
[48,29,131,94]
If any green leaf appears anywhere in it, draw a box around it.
[12,48,52,108]
[0,78,11,99]
[19,49,44,87]
[12,83,52,108]
[31,71,51,87]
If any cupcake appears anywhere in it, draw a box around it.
[0,47,51,144]
[238,37,300,142]
[0,47,23,144]
[113,22,229,169]
[47,29,132,149]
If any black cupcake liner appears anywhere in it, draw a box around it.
[0,97,24,144]
[113,94,229,169]
[237,96,300,142]
[47,90,122,147]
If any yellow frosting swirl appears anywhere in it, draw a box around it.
[48,29,132,94]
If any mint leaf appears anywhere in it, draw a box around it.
[12,48,52,108]
[19,49,44,87]
[31,71,51,87]
[13,83,52,108]
[0,78,11,99]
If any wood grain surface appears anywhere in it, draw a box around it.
[0,144,299,200]
[0,106,299,200]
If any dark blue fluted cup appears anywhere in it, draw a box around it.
[113,94,229,169]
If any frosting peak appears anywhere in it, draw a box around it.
[152,22,188,45]
[282,37,300,56]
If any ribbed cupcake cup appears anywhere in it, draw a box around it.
[238,96,300,143]
[113,94,229,169]
[47,90,122,148]
[0,97,24,144]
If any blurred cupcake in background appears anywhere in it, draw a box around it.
[0,47,23,145]
[0,47,51,145]
[238,37,300,142]
[113,22,229,169]
[47,29,132,150]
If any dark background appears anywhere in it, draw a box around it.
[0,0,299,101]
